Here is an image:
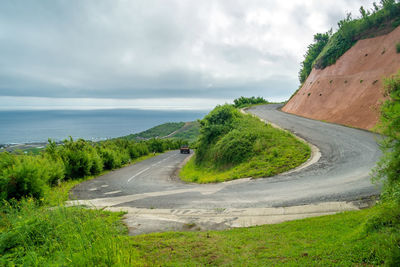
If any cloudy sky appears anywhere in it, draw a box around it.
[0,0,373,110]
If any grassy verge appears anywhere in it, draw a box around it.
[2,202,398,265]
[180,105,310,183]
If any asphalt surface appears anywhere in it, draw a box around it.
[71,104,382,234]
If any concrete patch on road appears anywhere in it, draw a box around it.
[105,201,364,235]
[67,178,252,207]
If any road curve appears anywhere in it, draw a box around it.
[71,104,382,234]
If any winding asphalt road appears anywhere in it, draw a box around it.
[71,104,382,234]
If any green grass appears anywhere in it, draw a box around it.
[2,201,398,265]
[180,115,310,183]
[0,200,134,266]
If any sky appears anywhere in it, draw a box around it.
[0,0,374,110]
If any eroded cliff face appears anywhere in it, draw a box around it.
[283,26,400,130]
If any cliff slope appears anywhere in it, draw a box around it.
[283,26,400,130]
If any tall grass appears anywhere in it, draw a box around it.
[0,199,142,265]
[2,199,397,265]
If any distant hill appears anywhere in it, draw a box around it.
[121,121,200,142]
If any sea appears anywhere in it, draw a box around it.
[0,109,208,145]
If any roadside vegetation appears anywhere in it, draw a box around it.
[299,0,400,83]
[233,96,269,108]
[180,104,310,183]
[0,137,184,202]
[1,198,396,265]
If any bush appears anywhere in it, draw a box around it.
[98,147,122,170]
[212,129,255,166]
[373,71,400,202]
[233,96,269,108]
[396,42,400,53]
[0,154,63,201]
[195,105,240,163]
[59,139,103,179]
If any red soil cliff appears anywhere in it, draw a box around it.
[283,26,400,130]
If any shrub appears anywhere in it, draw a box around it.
[0,154,63,201]
[372,71,400,202]
[396,42,400,53]
[133,143,149,157]
[212,129,255,166]
[233,96,269,108]
[59,138,103,179]
[147,138,165,153]
[98,147,122,170]
[195,105,240,163]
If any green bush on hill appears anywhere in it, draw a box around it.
[299,1,400,83]
[233,96,269,108]
[181,104,310,183]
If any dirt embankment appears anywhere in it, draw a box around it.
[283,26,400,130]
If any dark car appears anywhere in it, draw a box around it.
[180,146,190,154]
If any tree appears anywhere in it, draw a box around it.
[373,71,400,202]
[298,31,330,83]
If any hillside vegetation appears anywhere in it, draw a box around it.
[122,122,185,140]
[299,0,400,83]
[170,121,200,143]
[180,105,310,183]
[122,121,200,143]
[0,137,184,201]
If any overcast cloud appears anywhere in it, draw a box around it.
[0,0,373,109]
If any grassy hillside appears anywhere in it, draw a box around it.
[121,121,200,143]
[170,121,200,143]
[122,122,185,140]
[299,1,400,83]
[180,105,310,183]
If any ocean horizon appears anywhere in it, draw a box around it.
[0,109,209,145]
